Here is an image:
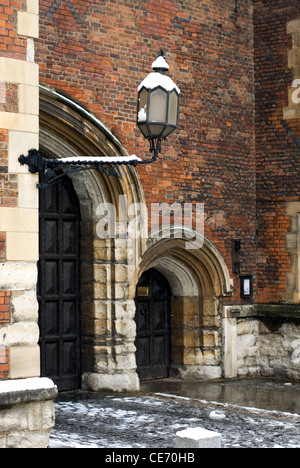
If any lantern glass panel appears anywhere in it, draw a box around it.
[148,124,165,137]
[149,88,168,123]
[138,124,149,137]
[162,126,176,138]
[168,91,178,125]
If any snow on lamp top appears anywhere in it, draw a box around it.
[137,72,180,94]
[152,55,170,72]
[137,54,180,94]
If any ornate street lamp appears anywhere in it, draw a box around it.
[137,50,180,163]
[18,51,180,187]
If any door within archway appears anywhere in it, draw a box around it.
[38,175,81,391]
[135,269,171,381]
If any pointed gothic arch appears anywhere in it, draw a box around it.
[137,229,233,379]
[39,85,145,391]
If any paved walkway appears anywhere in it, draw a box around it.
[50,378,300,449]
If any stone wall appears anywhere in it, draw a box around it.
[237,317,300,380]
[223,305,300,380]
[236,319,260,377]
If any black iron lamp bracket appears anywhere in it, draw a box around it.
[138,137,162,165]
[19,51,180,188]
[19,149,45,174]
[18,149,154,188]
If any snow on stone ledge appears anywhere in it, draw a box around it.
[58,155,142,164]
[0,377,56,394]
[0,378,57,406]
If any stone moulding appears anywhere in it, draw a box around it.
[227,303,300,320]
[0,377,57,406]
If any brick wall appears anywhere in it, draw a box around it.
[0,0,28,60]
[0,291,11,323]
[37,0,256,303]
[254,0,300,303]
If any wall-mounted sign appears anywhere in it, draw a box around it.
[240,275,253,299]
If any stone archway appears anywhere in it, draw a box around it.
[138,229,233,380]
[39,85,145,392]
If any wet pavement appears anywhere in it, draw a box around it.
[50,378,300,449]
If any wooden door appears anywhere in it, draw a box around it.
[38,176,81,391]
[135,269,171,380]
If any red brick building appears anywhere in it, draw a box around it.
[38,0,256,296]
[1,0,300,447]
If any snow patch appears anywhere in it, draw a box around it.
[0,377,56,393]
[152,56,169,71]
[138,106,147,122]
[209,410,226,420]
[58,155,142,164]
[138,72,180,94]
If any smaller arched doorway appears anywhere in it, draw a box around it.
[137,233,233,382]
[135,269,171,380]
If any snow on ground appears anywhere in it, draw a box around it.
[49,389,300,449]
